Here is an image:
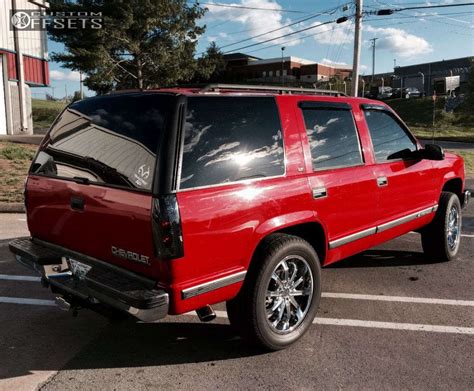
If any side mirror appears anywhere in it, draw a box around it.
[422,144,445,161]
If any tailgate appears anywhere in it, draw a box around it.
[25,92,175,281]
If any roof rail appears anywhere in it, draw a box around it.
[199,83,345,97]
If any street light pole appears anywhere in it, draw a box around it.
[370,37,378,82]
[281,46,285,85]
[418,71,425,95]
[351,0,363,97]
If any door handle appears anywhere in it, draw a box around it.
[70,196,84,211]
[377,176,388,187]
[312,187,327,199]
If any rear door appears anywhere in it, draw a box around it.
[26,93,174,280]
[295,100,378,261]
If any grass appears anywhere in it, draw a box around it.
[449,150,474,176]
[0,142,37,203]
[386,97,474,143]
[32,99,66,130]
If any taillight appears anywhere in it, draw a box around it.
[152,195,184,259]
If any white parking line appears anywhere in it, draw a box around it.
[211,311,474,335]
[1,297,472,335]
[0,274,41,282]
[0,297,56,306]
[311,317,474,335]
[407,231,473,238]
[322,292,474,307]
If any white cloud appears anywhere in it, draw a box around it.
[320,58,350,67]
[364,25,433,58]
[205,0,301,47]
[50,70,81,81]
[312,22,354,45]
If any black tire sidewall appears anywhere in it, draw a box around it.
[252,239,321,350]
[441,194,462,258]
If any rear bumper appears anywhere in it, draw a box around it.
[9,238,169,322]
[462,190,470,209]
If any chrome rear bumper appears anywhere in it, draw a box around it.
[9,238,169,322]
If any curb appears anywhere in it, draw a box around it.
[0,203,25,213]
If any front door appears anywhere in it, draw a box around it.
[361,106,437,232]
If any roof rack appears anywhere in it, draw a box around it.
[199,83,345,97]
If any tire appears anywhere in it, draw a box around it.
[421,191,462,262]
[226,233,321,351]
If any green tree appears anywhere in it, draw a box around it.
[48,0,222,93]
[194,42,226,82]
[467,58,474,106]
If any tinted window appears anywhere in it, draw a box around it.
[30,93,172,191]
[363,110,417,162]
[301,108,362,170]
[180,97,284,189]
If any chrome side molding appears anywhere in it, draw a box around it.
[181,270,246,300]
[329,205,438,249]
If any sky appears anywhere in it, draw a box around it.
[33,0,474,99]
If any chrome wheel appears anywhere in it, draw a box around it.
[265,255,313,334]
[447,205,460,250]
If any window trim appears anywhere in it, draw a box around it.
[299,104,365,172]
[361,105,419,164]
[176,95,287,192]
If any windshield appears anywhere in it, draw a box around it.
[31,93,173,191]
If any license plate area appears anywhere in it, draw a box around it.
[67,258,92,280]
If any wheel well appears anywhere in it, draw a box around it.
[253,222,327,265]
[442,178,463,201]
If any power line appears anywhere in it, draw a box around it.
[224,18,350,54]
[366,1,474,15]
[192,1,309,14]
[218,5,343,50]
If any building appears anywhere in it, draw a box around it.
[223,54,352,84]
[363,56,473,95]
[300,63,352,83]
[0,0,50,136]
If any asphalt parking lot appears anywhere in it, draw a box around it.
[0,194,472,390]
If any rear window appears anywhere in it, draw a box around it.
[179,97,284,190]
[31,93,172,191]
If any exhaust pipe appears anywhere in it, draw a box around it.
[196,305,216,322]
[55,296,72,312]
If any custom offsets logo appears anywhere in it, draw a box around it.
[10,10,103,30]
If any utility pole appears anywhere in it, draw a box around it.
[281,46,285,85]
[370,37,378,82]
[351,0,363,97]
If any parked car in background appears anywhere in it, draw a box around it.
[403,87,422,99]
[377,86,393,100]
[9,84,470,351]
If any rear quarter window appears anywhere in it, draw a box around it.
[179,97,284,190]
[31,93,172,191]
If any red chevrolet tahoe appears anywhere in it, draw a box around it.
[10,84,470,350]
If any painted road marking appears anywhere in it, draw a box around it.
[1,297,472,335]
[0,297,56,306]
[0,274,40,282]
[211,311,474,335]
[212,311,474,335]
[311,317,474,335]
[406,231,473,238]
[321,292,474,307]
